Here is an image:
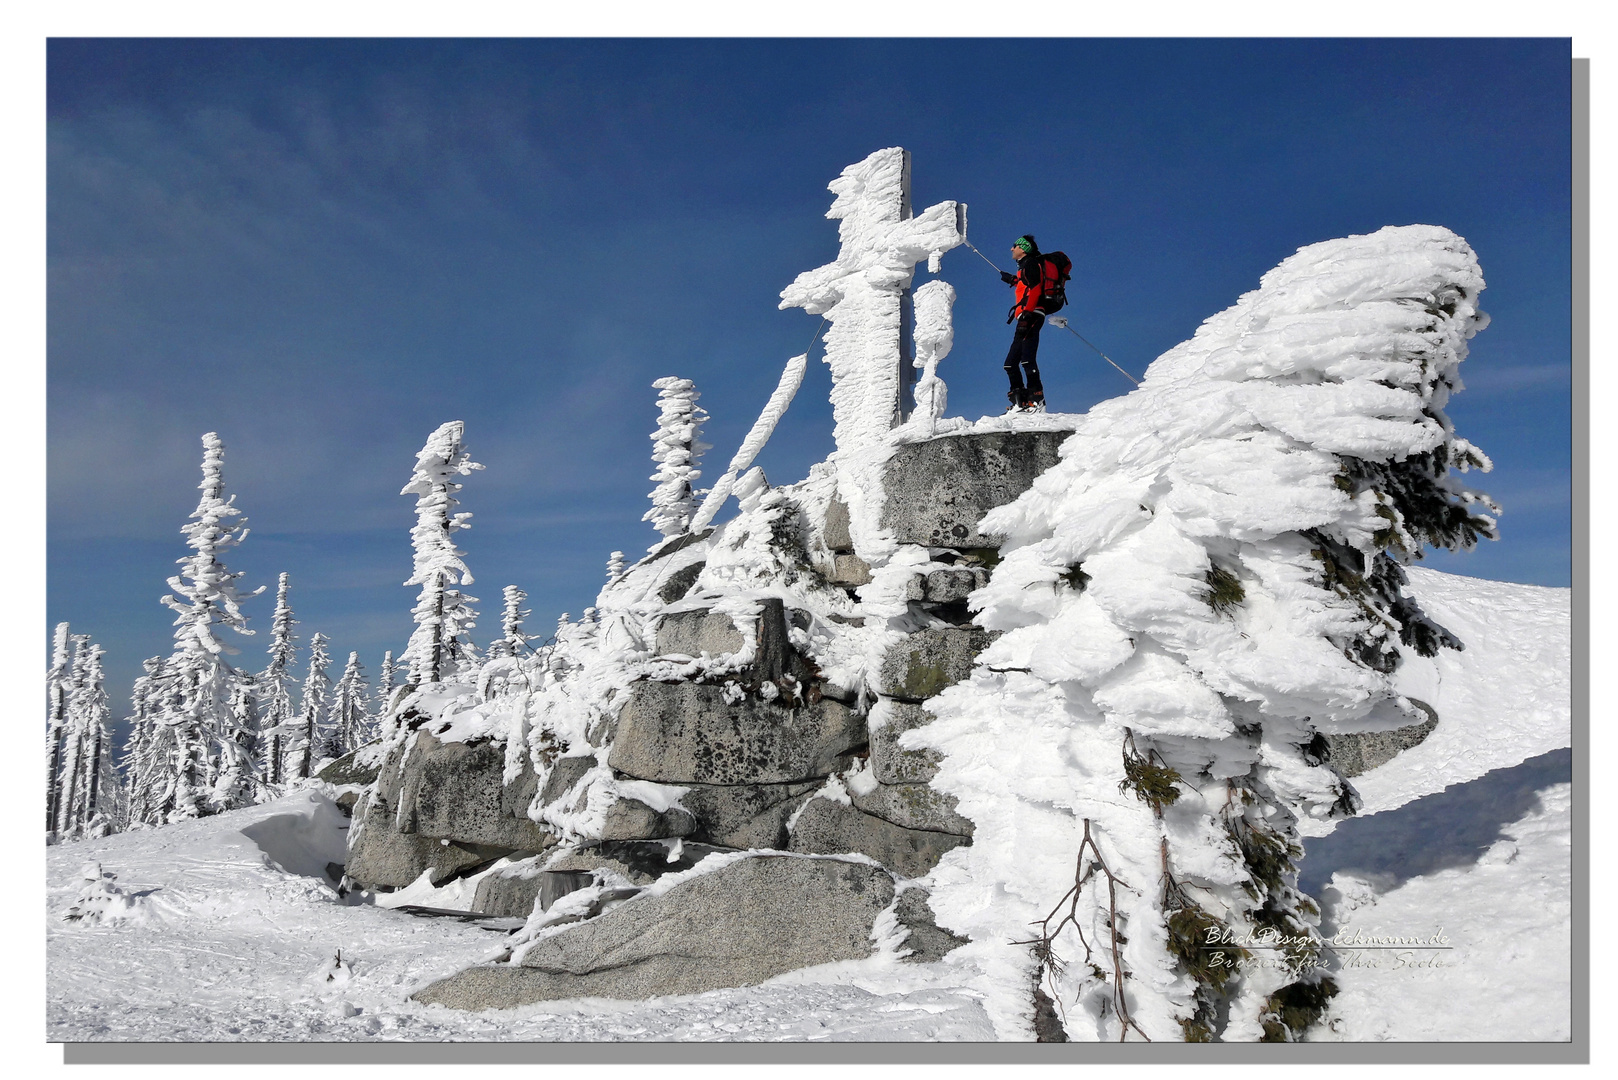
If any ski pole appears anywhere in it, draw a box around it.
[1046,316,1140,387]
[961,238,1006,275]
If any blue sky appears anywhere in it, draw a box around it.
[47,38,1572,716]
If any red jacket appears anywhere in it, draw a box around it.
[1009,253,1061,319]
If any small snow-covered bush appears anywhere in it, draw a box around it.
[62,862,144,926]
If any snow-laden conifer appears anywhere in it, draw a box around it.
[152,433,263,821]
[292,632,332,780]
[54,636,121,839]
[918,225,1496,1041]
[606,552,625,583]
[257,573,299,785]
[46,623,76,840]
[400,421,483,684]
[212,675,260,812]
[643,377,709,543]
[373,650,399,728]
[120,657,168,827]
[329,652,370,757]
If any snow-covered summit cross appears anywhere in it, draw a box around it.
[779,147,966,456]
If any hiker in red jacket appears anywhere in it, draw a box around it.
[1000,234,1055,413]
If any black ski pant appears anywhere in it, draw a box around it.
[1004,311,1046,403]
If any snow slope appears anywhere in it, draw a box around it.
[45,569,1570,1043]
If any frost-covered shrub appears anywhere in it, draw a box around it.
[62,862,144,925]
[918,225,1496,1041]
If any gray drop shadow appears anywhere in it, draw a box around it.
[1298,746,1572,897]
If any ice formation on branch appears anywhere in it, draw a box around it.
[688,352,807,533]
[780,147,965,457]
[917,224,1496,1041]
[910,279,957,434]
[401,421,483,684]
[643,377,710,544]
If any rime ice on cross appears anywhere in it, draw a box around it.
[779,148,966,456]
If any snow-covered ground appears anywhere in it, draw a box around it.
[46,567,1569,1043]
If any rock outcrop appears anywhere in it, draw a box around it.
[412,854,947,1009]
[346,428,1068,1004]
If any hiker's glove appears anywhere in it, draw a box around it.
[1000,271,1017,285]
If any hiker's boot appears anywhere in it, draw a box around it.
[1005,389,1025,415]
[1022,394,1047,414]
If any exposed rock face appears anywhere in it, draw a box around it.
[344,794,443,888]
[880,430,1069,548]
[315,744,382,788]
[787,796,969,879]
[471,862,548,917]
[344,730,556,889]
[654,609,744,657]
[851,780,973,836]
[656,560,705,603]
[870,701,945,785]
[823,498,853,552]
[675,781,824,849]
[907,565,989,603]
[828,553,873,586]
[597,795,696,841]
[1322,702,1440,777]
[346,791,536,889]
[893,888,969,964]
[412,854,896,1008]
[610,680,865,785]
[397,732,555,852]
[542,840,729,885]
[877,626,996,701]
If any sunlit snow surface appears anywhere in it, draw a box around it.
[45,570,1568,1043]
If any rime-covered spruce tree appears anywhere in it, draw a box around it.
[489,585,533,660]
[329,651,370,757]
[373,650,399,727]
[150,432,264,821]
[257,572,299,785]
[52,634,122,840]
[46,623,75,840]
[919,225,1497,1042]
[643,376,709,544]
[400,421,484,685]
[215,672,260,810]
[293,632,332,779]
[120,656,168,827]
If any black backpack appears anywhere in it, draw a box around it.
[1038,251,1072,314]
